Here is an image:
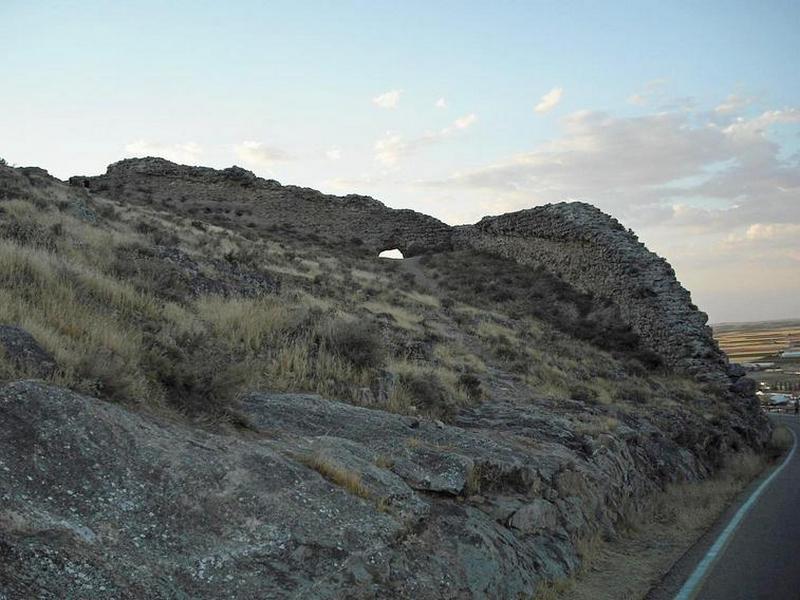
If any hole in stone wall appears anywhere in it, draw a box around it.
[378,248,404,260]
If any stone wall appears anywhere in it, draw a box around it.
[72,158,452,257]
[454,203,729,382]
[71,159,729,381]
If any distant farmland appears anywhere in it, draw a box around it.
[712,319,800,362]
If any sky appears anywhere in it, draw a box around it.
[1,0,799,323]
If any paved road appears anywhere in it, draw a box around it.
[676,414,800,600]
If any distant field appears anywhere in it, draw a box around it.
[712,320,800,362]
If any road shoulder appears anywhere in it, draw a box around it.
[645,416,795,600]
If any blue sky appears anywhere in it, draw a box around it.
[1,0,799,322]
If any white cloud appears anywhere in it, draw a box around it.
[374,132,405,166]
[534,87,563,113]
[627,93,648,106]
[124,141,203,164]
[373,89,401,109]
[435,97,447,109]
[234,141,290,168]
[416,102,800,321]
[626,79,668,106]
[454,113,477,129]
[744,223,800,241]
[374,113,478,165]
[323,174,383,191]
[722,108,800,139]
[714,93,754,115]
[325,147,342,161]
[421,106,800,234]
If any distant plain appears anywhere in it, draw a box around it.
[713,320,800,362]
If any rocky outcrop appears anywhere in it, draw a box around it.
[454,204,729,383]
[0,157,771,599]
[0,381,765,599]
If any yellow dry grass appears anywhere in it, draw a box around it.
[301,452,370,499]
[385,359,470,415]
[195,295,299,352]
[540,440,784,600]
[363,301,423,332]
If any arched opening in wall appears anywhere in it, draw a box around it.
[378,248,404,260]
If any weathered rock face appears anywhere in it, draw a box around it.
[0,158,771,599]
[0,381,762,599]
[454,203,729,383]
[0,326,57,378]
[71,158,453,257]
[68,159,729,383]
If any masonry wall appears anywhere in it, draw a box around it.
[73,158,453,257]
[74,159,730,382]
[454,203,730,382]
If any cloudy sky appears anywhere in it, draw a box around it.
[1,0,798,323]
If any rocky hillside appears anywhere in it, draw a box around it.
[0,159,769,599]
[75,158,731,382]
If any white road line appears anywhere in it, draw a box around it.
[674,421,797,600]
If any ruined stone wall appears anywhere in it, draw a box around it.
[454,203,730,382]
[72,159,729,381]
[73,158,452,256]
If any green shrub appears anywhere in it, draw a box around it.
[570,384,598,404]
[615,383,651,405]
[396,369,454,415]
[459,372,483,401]
[144,335,254,418]
[322,318,384,370]
[0,218,57,252]
[75,348,148,404]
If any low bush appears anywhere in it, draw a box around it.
[0,218,57,252]
[615,382,652,405]
[145,339,254,418]
[399,369,451,412]
[569,384,598,404]
[322,318,384,370]
[459,372,483,401]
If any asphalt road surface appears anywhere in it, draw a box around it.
[667,414,800,600]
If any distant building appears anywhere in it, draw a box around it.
[766,393,793,405]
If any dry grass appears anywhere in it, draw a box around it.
[475,319,520,344]
[0,241,153,402]
[195,295,299,352]
[433,343,487,374]
[400,290,441,309]
[770,425,793,453]
[301,452,370,499]
[573,416,619,436]
[362,300,423,332]
[374,455,395,469]
[385,360,470,417]
[544,448,775,600]
[263,335,373,399]
[0,166,754,437]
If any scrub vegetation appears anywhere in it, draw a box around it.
[0,172,726,434]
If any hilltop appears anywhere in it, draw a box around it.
[0,159,769,598]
